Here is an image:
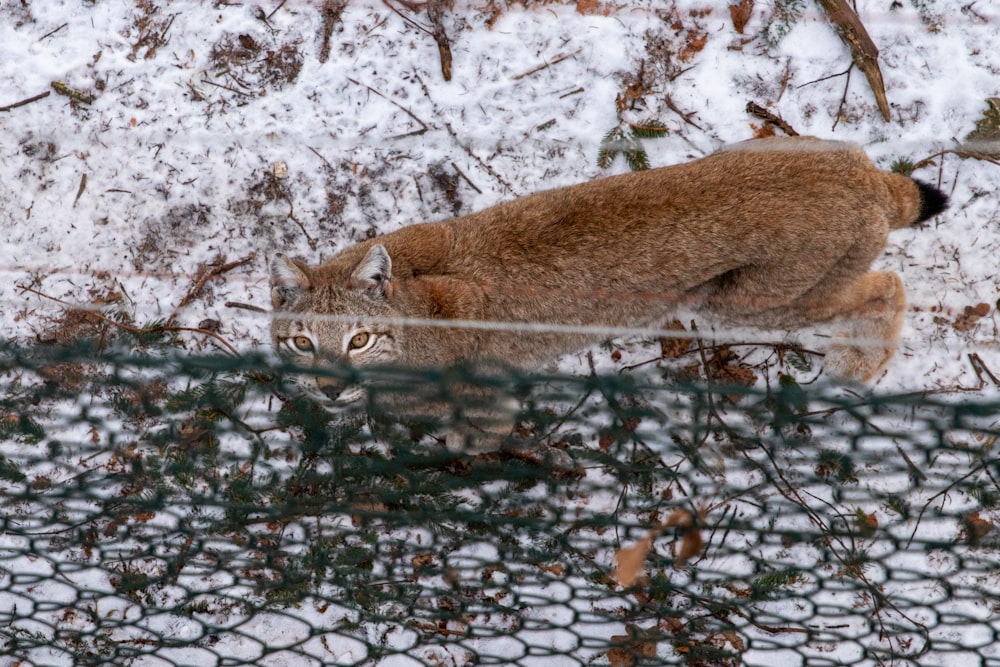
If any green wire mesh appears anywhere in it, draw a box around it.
[1,341,999,666]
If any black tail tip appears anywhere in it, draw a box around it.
[913,179,949,223]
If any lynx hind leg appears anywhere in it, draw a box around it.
[822,271,906,382]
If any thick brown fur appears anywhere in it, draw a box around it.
[270,136,946,446]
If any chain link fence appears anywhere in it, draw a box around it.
[2,338,999,666]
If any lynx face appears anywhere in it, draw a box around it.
[270,246,402,409]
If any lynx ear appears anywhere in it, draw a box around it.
[350,244,392,298]
[270,254,312,309]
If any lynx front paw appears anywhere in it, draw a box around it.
[823,343,894,383]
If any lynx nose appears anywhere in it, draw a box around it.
[320,384,342,401]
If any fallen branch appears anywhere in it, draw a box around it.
[38,23,68,42]
[815,0,890,121]
[913,146,1000,170]
[512,49,581,81]
[73,173,88,208]
[384,0,452,82]
[425,1,453,82]
[317,0,348,64]
[225,301,268,314]
[50,81,95,105]
[346,77,429,139]
[172,253,256,320]
[0,90,51,112]
[20,285,240,356]
[746,101,798,136]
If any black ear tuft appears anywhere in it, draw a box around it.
[912,179,949,223]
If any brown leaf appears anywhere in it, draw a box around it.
[664,508,694,529]
[613,533,654,587]
[854,509,879,538]
[963,511,994,545]
[538,562,566,576]
[953,302,991,332]
[678,30,707,62]
[676,529,704,567]
[576,0,611,16]
[729,0,754,34]
[659,319,692,359]
[412,553,435,568]
[608,625,659,667]
[665,508,706,567]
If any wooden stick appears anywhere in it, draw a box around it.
[512,49,581,81]
[172,254,256,321]
[1,91,51,112]
[746,101,799,136]
[51,81,95,105]
[815,0,890,121]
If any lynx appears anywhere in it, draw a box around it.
[270,137,947,446]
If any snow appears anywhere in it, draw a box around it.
[2,0,1000,665]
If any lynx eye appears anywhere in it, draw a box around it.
[291,336,314,353]
[348,332,371,351]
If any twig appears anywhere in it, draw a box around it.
[778,57,792,102]
[815,0,890,121]
[383,0,452,82]
[416,72,514,193]
[619,340,824,373]
[51,81,95,105]
[38,23,68,42]
[345,76,429,139]
[451,162,482,194]
[317,0,348,64]
[969,352,1000,387]
[0,90,51,112]
[225,301,268,314]
[512,49,581,81]
[307,145,333,168]
[72,173,88,208]
[797,65,852,88]
[266,0,288,21]
[831,64,853,130]
[913,147,1000,171]
[664,94,702,130]
[282,193,317,251]
[19,285,240,356]
[746,101,799,136]
[425,1,453,82]
[171,254,256,320]
[199,78,253,97]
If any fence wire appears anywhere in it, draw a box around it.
[1,339,1000,667]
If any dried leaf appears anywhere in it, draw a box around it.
[659,319,692,359]
[608,625,658,667]
[854,508,878,538]
[412,553,435,568]
[678,30,707,62]
[665,508,705,567]
[963,511,994,545]
[538,562,566,576]
[729,0,754,34]
[613,532,653,587]
[953,303,991,331]
[576,0,611,17]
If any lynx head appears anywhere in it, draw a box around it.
[269,245,403,409]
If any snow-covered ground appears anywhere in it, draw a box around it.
[2,0,998,388]
[2,1,1000,665]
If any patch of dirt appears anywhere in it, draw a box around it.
[208,33,304,98]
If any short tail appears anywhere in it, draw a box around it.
[912,179,949,224]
